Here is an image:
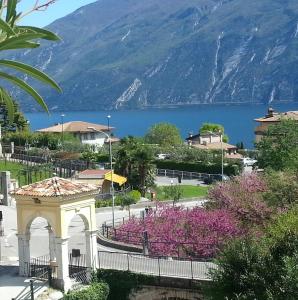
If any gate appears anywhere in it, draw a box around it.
[69,253,92,289]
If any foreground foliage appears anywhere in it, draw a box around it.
[205,206,298,300]
[0,0,61,117]
[63,282,109,300]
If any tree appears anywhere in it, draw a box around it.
[0,0,61,118]
[263,169,298,209]
[199,123,229,143]
[163,184,183,205]
[256,120,298,170]
[144,122,182,147]
[115,137,156,196]
[205,206,298,300]
[0,99,28,132]
[208,173,272,231]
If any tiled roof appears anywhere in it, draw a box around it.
[255,111,298,122]
[37,121,114,133]
[77,169,111,179]
[11,177,99,197]
[192,142,237,150]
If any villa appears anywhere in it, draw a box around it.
[255,108,298,142]
[37,121,119,149]
[186,132,240,158]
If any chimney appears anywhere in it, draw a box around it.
[266,107,275,118]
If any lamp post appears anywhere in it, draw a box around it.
[220,131,224,180]
[61,113,65,150]
[107,115,111,132]
[87,126,115,228]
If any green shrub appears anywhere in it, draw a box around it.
[63,282,109,300]
[128,190,141,201]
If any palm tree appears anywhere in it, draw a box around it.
[0,0,61,120]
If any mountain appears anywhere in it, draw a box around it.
[7,0,298,111]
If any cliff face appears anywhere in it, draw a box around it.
[8,0,298,111]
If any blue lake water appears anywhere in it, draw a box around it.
[25,103,298,148]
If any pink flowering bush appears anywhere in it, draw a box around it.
[208,173,272,229]
[115,204,241,258]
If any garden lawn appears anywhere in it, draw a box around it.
[0,160,50,186]
[150,185,209,201]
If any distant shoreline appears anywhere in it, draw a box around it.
[23,100,298,113]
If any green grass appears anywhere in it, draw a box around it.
[0,160,50,187]
[148,185,209,201]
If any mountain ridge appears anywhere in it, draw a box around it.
[7,0,298,111]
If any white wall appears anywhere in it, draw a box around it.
[80,132,107,148]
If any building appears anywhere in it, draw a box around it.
[254,108,298,142]
[186,132,239,157]
[75,169,127,194]
[37,121,119,148]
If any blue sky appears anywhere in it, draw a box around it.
[18,0,96,27]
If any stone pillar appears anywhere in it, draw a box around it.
[17,233,30,276]
[10,142,14,155]
[85,230,99,269]
[0,124,2,158]
[1,171,11,206]
[55,237,72,292]
[48,226,56,262]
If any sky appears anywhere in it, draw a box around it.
[18,0,96,27]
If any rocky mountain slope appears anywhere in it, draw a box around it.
[7,0,298,111]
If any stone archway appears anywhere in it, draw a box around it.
[12,177,99,291]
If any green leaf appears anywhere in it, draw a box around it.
[0,88,14,122]
[0,18,15,35]
[6,0,17,23]
[0,71,49,113]
[1,41,40,50]
[18,26,61,41]
[0,33,44,51]
[0,60,62,92]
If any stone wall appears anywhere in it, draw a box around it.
[129,285,203,300]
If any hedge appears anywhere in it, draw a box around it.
[63,282,109,300]
[154,160,241,176]
[96,269,155,300]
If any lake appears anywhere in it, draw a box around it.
[25,103,298,148]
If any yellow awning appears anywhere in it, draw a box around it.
[104,171,127,186]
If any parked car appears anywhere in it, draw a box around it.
[203,174,230,185]
[156,153,170,160]
[242,157,257,167]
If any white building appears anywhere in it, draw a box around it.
[37,121,119,148]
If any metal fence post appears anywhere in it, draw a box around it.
[30,279,34,300]
[158,257,161,278]
[190,259,193,280]
[127,253,130,271]
[98,251,100,269]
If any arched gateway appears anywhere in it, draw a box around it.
[12,177,99,291]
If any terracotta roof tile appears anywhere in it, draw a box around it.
[37,121,114,133]
[255,111,298,122]
[11,177,99,197]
